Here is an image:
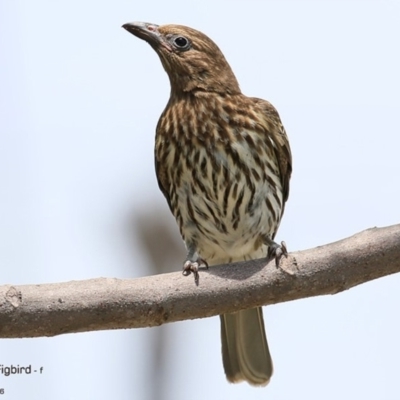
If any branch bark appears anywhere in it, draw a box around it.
[1,224,399,339]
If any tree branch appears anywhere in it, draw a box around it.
[1,224,399,338]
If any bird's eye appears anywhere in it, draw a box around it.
[173,36,190,50]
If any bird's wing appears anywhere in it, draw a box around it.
[154,119,174,214]
[251,97,292,205]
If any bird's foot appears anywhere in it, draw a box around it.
[183,257,208,285]
[266,240,291,272]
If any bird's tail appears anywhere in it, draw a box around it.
[220,307,273,386]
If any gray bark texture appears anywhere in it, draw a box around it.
[1,224,399,338]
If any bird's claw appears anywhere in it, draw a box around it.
[183,258,208,285]
[267,240,289,269]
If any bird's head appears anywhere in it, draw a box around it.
[123,22,241,96]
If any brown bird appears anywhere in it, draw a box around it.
[123,21,292,386]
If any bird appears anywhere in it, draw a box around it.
[122,21,292,386]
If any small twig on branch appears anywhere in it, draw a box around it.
[1,224,399,339]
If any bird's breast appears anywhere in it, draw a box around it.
[155,98,284,262]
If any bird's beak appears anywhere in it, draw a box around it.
[122,22,163,48]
